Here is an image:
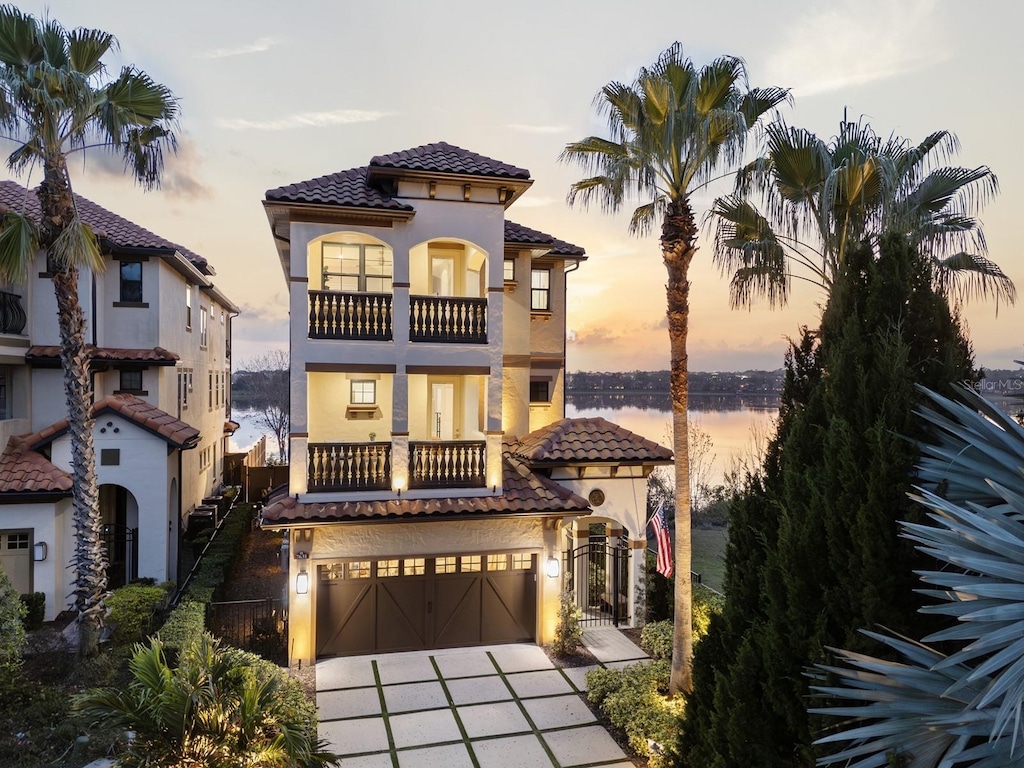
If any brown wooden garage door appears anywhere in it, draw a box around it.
[316,553,537,657]
[0,531,31,595]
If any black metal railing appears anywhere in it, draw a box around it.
[409,440,486,488]
[409,295,486,343]
[207,598,286,663]
[308,442,392,491]
[0,291,26,335]
[100,524,138,590]
[308,290,393,340]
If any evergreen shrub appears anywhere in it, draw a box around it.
[19,592,44,631]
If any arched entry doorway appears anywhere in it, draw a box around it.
[99,484,139,588]
[564,521,630,626]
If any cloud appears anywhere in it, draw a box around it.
[198,37,278,60]
[217,109,390,131]
[237,299,289,324]
[513,196,558,209]
[71,136,210,199]
[763,0,945,97]
[508,124,569,135]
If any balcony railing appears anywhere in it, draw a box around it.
[409,296,486,344]
[0,291,26,335]
[308,442,391,491]
[308,291,392,341]
[409,440,486,489]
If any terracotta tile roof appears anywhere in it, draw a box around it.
[23,394,200,451]
[504,220,586,257]
[370,142,530,180]
[0,437,72,494]
[260,453,589,524]
[224,420,240,434]
[264,166,414,210]
[26,345,179,365]
[511,417,673,465]
[0,180,210,273]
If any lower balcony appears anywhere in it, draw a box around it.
[409,440,486,489]
[307,442,391,492]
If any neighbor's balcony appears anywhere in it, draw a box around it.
[307,290,487,344]
[409,440,486,489]
[0,290,27,335]
[307,442,391,491]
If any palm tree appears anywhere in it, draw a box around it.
[811,384,1024,767]
[711,115,1016,309]
[561,42,788,694]
[75,634,340,767]
[0,6,178,653]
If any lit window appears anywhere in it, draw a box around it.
[119,370,143,392]
[321,243,393,293]
[503,259,516,282]
[436,557,457,574]
[200,307,208,348]
[320,564,345,581]
[487,554,508,571]
[351,381,376,404]
[404,558,425,576]
[511,553,532,570]
[348,562,371,579]
[531,268,550,311]
[461,555,481,573]
[377,560,399,577]
[186,286,192,330]
[119,262,143,303]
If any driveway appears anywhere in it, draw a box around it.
[316,642,639,767]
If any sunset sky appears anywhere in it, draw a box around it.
[5,0,1021,372]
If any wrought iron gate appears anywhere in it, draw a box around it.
[564,535,630,626]
[100,524,137,589]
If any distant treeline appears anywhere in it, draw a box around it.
[232,368,287,410]
[566,370,785,395]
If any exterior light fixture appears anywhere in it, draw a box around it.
[33,541,47,562]
[295,570,309,595]
[394,477,405,498]
[545,556,561,579]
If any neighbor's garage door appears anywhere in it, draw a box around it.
[0,531,31,595]
[316,553,537,657]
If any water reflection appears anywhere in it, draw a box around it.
[567,391,779,412]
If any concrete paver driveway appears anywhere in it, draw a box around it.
[316,643,637,767]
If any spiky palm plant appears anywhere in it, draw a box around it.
[812,384,1024,767]
[710,116,1015,309]
[561,42,789,694]
[75,634,339,768]
[0,6,177,653]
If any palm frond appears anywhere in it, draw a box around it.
[48,216,103,273]
[0,209,39,284]
[67,26,115,76]
[932,251,1017,306]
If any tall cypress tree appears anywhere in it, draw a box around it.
[678,232,976,767]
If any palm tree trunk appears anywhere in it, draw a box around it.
[662,198,696,696]
[38,162,107,656]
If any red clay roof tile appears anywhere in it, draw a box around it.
[512,417,673,464]
[264,166,414,210]
[26,345,179,365]
[370,142,530,180]
[0,438,72,494]
[0,180,211,273]
[260,453,589,524]
[504,220,585,257]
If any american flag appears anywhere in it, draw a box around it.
[649,503,673,578]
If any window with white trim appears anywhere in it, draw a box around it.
[321,242,393,293]
[531,268,551,311]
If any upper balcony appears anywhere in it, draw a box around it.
[306,236,489,345]
[0,290,27,336]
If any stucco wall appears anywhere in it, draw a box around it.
[0,499,72,620]
[307,371,394,443]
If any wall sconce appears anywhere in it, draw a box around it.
[33,541,47,562]
[295,570,309,595]
[545,556,561,579]
[394,477,405,498]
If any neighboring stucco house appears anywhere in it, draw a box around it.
[261,143,671,664]
[0,181,238,619]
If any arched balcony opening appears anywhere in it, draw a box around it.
[306,233,393,341]
[408,239,488,344]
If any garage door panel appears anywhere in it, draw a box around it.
[481,573,535,643]
[0,531,31,595]
[377,579,429,652]
[433,576,482,647]
[317,580,374,656]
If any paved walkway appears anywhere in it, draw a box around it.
[581,627,650,668]
[316,640,649,767]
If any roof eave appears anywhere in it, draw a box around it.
[0,490,73,504]
[368,167,533,209]
[260,506,591,529]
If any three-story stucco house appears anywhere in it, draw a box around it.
[261,143,672,664]
[0,181,238,619]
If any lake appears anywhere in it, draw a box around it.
[231,395,780,487]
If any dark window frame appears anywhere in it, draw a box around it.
[529,379,551,403]
[321,242,393,293]
[117,261,145,305]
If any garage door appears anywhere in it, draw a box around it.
[316,552,537,657]
[0,531,31,595]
